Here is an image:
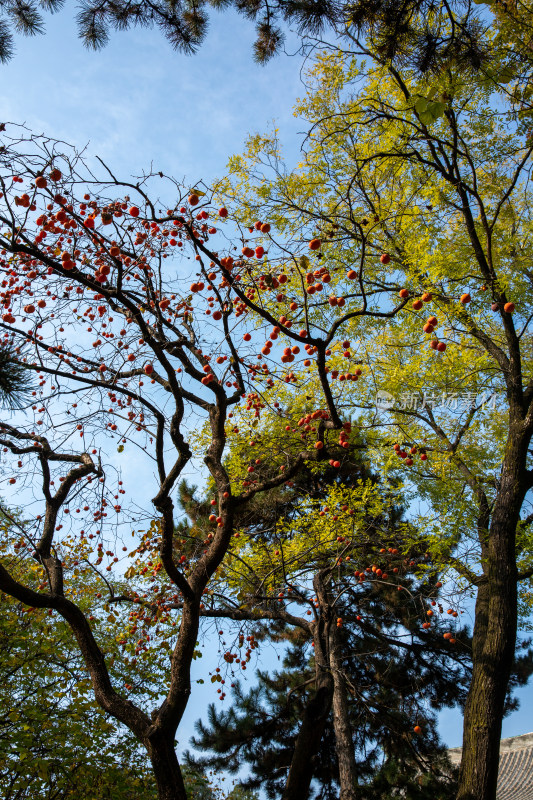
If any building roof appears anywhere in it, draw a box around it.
[448,733,533,800]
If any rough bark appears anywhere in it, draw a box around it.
[147,735,188,800]
[457,426,527,800]
[330,627,358,800]
[281,670,334,800]
[282,571,335,800]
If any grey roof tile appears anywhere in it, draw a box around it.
[448,733,533,800]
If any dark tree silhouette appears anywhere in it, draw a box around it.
[0,341,33,411]
[1,0,522,70]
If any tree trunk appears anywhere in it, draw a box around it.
[457,428,527,800]
[147,735,188,800]
[283,570,335,800]
[330,628,358,800]
[281,670,334,800]
[457,535,517,799]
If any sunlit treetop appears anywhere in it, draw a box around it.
[214,45,533,626]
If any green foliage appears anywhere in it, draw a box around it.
[181,448,469,797]
[217,41,533,622]
[0,587,158,799]
[0,510,185,798]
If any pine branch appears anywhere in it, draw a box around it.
[0,343,34,411]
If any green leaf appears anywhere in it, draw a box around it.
[418,101,446,125]
[496,64,515,84]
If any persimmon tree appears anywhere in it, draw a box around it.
[0,123,425,799]
[214,38,533,800]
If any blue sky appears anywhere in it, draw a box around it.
[1,3,532,771]
[0,7,305,183]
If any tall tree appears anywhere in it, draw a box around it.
[2,70,533,796]
[188,642,460,800]
[0,126,419,799]
[215,37,533,800]
[172,451,470,800]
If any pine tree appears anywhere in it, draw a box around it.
[188,568,533,799]
[0,341,33,411]
[178,458,461,798]
[3,0,527,71]
[181,450,533,799]
[186,600,467,799]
